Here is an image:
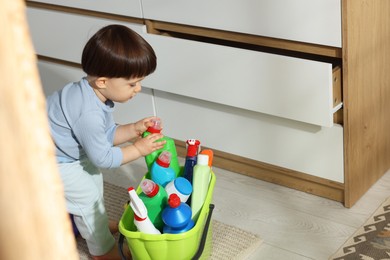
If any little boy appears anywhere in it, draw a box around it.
[47,24,166,259]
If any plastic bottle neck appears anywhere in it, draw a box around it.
[156,157,170,168]
[146,126,162,134]
[141,179,160,197]
[168,194,181,208]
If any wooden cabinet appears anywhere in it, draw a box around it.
[26,1,390,207]
[27,0,143,17]
[141,0,342,47]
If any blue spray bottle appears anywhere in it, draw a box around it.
[182,139,201,184]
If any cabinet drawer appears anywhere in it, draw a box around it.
[26,7,147,63]
[142,0,342,47]
[27,0,143,18]
[154,91,344,183]
[142,34,341,127]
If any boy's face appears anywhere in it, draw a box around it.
[98,77,144,103]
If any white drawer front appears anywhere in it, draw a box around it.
[27,0,143,18]
[154,91,344,183]
[142,0,342,47]
[27,7,147,63]
[143,34,337,127]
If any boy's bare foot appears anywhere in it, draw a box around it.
[109,220,119,234]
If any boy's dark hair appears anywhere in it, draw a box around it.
[81,24,157,79]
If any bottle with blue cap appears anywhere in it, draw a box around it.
[165,177,192,203]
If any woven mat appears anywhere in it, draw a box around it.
[330,197,390,259]
[76,182,262,259]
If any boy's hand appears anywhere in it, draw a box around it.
[134,116,162,136]
[134,133,166,156]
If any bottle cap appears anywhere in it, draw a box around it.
[174,177,192,196]
[156,150,172,168]
[186,139,201,156]
[197,154,209,166]
[140,179,159,197]
[146,119,162,134]
[200,149,213,167]
[168,193,181,208]
[165,177,192,203]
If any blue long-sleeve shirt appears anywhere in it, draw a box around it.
[47,77,123,168]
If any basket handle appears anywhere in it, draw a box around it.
[118,204,215,260]
[118,232,126,260]
[192,203,215,260]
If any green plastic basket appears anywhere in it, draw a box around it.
[119,171,216,260]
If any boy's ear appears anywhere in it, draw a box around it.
[95,77,108,89]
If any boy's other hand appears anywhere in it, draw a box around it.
[134,133,166,156]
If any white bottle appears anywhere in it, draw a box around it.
[190,154,211,221]
[165,177,193,203]
[128,187,161,234]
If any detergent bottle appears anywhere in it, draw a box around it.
[162,193,195,234]
[191,154,211,221]
[143,119,180,177]
[151,150,175,187]
[138,179,168,230]
[182,139,201,184]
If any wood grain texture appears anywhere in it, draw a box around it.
[342,0,390,207]
[0,0,78,259]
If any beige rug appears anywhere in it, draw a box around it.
[76,182,263,259]
[330,197,390,259]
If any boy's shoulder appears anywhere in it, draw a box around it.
[62,78,97,107]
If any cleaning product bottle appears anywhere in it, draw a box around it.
[182,139,201,184]
[151,150,175,187]
[191,154,211,221]
[127,187,161,234]
[162,193,195,234]
[138,179,168,231]
[165,177,193,203]
[142,119,181,177]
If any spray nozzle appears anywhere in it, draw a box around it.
[128,187,148,219]
[186,139,201,156]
